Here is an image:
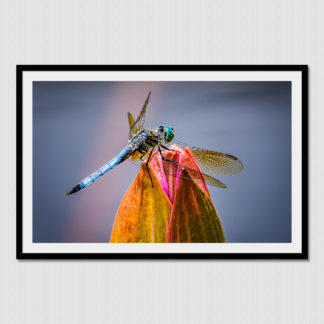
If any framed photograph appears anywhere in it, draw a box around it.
[16,65,308,259]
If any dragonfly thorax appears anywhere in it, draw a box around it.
[129,129,149,146]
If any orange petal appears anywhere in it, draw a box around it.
[167,169,225,242]
[166,147,225,243]
[110,163,172,243]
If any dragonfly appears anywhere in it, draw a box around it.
[65,91,243,195]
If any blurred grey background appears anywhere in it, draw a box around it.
[33,81,291,243]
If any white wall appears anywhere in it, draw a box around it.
[1,1,322,323]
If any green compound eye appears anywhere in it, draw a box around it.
[163,125,175,143]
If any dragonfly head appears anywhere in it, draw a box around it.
[158,125,175,143]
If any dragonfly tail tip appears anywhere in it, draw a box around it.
[65,184,82,196]
[65,189,74,196]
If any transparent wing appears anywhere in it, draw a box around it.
[128,91,151,138]
[156,154,227,188]
[171,140,243,175]
[128,149,227,188]
[127,112,135,129]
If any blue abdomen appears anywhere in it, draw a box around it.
[79,145,133,189]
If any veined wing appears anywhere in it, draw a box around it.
[129,149,227,188]
[128,91,151,138]
[127,112,135,130]
[159,156,227,188]
[171,140,243,175]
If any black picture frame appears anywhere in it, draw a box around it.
[16,65,308,260]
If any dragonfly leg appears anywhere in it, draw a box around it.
[139,153,146,161]
[158,146,183,168]
[160,144,177,152]
[158,145,169,161]
[146,147,155,187]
